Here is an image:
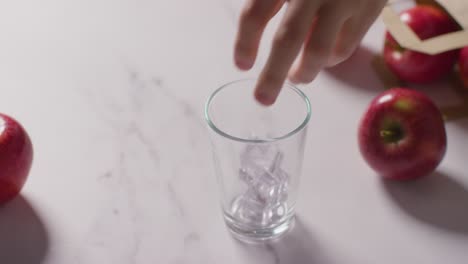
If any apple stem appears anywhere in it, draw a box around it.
[380,128,403,143]
[380,130,394,137]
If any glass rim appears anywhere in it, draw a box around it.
[204,78,311,143]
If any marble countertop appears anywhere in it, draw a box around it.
[1,0,468,263]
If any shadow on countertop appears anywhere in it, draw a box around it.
[235,218,335,264]
[0,195,49,263]
[382,171,468,234]
[455,118,468,132]
[269,218,334,264]
[325,45,383,92]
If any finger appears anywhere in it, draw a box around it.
[327,18,372,67]
[289,5,348,83]
[328,2,387,66]
[234,0,284,70]
[254,0,319,105]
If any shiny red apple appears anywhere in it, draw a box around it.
[384,5,460,84]
[358,88,446,180]
[0,113,33,203]
[458,46,468,88]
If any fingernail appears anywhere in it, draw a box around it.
[288,74,301,84]
[288,66,303,84]
[326,56,342,67]
[255,90,275,106]
[289,71,317,84]
[235,55,253,70]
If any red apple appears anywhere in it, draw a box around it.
[384,5,460,84]
[458,46,468,88]
[0,113,33,203]
[358,88,446,180]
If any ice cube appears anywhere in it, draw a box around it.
[269,151,283,173]
[232,188,267,224]
[239,143,289,205]
[235,143,290,226]
[239,167,289,204]
[264,202,288,223]
[272,163,288,181]
[263,171,289,204]
[271,168,289,202]
[239,145,284,183]
[232,188,288,227]
[240,144,279,172]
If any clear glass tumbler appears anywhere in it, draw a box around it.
[204,79,311,242]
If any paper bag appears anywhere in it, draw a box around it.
[382,0,468,55]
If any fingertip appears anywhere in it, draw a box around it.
[254,90,275,106]
[287,72,301,84]
[288,66,319,84]
[301,74,317,84]
[234,44,255,70]
[234,55,254,71]
[287,66,301,84]
[325,55,346,68]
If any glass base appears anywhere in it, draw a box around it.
[224,213,295,243]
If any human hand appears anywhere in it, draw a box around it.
[234,0,388,105]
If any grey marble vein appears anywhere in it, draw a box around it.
[118,152,141,264]
[125,120,160,167]
[75,62,215,262]
[184,232,201,246]
[265,243,281,264]
[150,76,209,148]
[167,181,186,218]
[151,77,201,124]
[98,170,113,181]
[76,151,142,263]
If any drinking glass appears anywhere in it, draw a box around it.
[205,79,311,242]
